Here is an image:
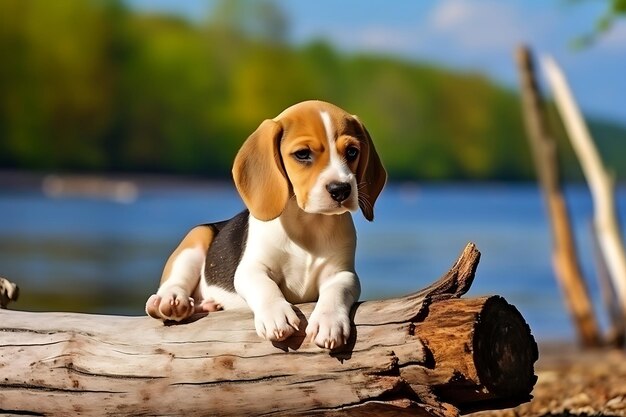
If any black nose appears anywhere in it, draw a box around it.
[326,181,351,203]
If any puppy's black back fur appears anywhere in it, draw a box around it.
[203,210,249,292]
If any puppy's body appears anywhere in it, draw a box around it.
[146,100,386,349]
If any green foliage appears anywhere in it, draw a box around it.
[0,0,624,181]
[570,0,626,48]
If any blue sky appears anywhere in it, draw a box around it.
[126,0,626,124]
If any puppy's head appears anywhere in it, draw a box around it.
[233,100,387,222]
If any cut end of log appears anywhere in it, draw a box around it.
[473,296,538,401]
[413,295,538,412]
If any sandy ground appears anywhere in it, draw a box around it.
[473,344,626,417]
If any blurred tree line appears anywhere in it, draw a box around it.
[0,0,624,181]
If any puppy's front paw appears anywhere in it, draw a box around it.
[306,310,351,350]
[145,288,194,322]
[254,300,300,342]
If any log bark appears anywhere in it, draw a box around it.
[515,45,602,347]
[0,243,537,417]
[541,55,626,345]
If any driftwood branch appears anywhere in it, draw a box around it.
[541,55,626,345]
[0,276,19,309]
[514,45,601,347]
[0,243,537,416]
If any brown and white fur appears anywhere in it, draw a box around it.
[145,100,386,350]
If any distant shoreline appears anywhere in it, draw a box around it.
[0,170,233,192]
[2,169,622,192]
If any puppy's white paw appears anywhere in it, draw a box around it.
[254,300,300,342]
[306,310,351,350]
[145,288,195,321]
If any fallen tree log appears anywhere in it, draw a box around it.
[0,243,537,416]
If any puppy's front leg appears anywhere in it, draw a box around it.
[146,225,214,321]
[306,271,360,349]
[234,267,300,342]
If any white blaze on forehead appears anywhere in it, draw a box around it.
[319,110,352,181]
[320,110,335,146]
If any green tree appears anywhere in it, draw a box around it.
[0,0,624,181]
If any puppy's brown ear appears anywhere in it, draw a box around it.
[355,118,387,221]
[232,119,289,221]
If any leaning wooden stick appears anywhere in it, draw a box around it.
[515,45,601,347]
[0,243,537,417]
[541,55,626,337]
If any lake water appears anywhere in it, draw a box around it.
[2,180,625,343]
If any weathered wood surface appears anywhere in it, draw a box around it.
[0,243,537,416]
[515,45,601,347]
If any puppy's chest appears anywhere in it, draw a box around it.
[272,246,335,301]
[246,220,354,302]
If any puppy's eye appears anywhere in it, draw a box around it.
[293,149,312,162]
[345,146,359,162]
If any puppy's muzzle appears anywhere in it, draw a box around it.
[326,181,351,203]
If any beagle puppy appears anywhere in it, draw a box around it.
[146,100,386,349]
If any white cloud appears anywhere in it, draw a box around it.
[352,25,421,52]
[427,1,531,51]
[431,0,471,29]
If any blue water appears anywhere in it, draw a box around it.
[2,181,625,343]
